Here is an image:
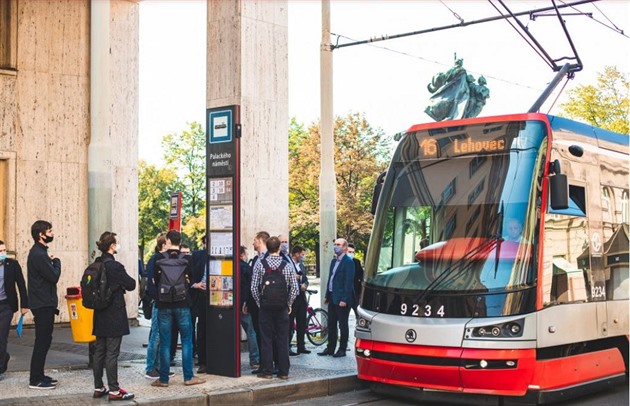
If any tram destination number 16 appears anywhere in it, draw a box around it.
[401,303,445,317]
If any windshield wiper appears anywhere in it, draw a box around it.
[414,235,503,304]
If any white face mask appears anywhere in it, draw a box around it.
[116,242,122,253]
[347,253,354,259]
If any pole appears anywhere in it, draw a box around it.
[528,63,571,113]
[88,0,112,259]
[319,0,336,309]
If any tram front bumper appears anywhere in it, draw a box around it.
[355,338,537,396]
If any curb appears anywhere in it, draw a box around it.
[0,374,365,406]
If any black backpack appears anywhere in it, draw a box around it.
[81,257,114,310]
[156,253,189,303]
[259,258,288,310]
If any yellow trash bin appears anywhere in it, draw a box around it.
[65,286,96,343]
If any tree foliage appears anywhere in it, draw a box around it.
[288,113,390,257]
[161,121,207,218]
[560,66,629,134]
[138,160,179,261]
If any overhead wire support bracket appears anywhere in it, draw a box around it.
[496,0,583,73]
[330,0,597,50]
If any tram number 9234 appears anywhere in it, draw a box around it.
[401,303,446,317]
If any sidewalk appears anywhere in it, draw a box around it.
[0,283,363,405]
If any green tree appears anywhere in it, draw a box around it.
[560,66,629,134]
[288,113,390,261]
[138,160,179,261]
[161,121,207,219]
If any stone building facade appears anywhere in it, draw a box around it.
[0,0,289,325]
[0,0,140,324]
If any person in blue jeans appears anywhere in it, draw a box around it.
[239,246,259,368]
[150,230,205,388]
[143,233,167,379]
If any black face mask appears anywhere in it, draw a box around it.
[43,235,54,244]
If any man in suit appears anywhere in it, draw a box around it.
[0,240,28,376]
[190,235,208,373]
[318,238,355,358]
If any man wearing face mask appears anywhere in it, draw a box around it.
[289,245,309,355]
[318,238,354,358]
[347,244,364,319]
[278,235,300,357]
[0,240,28,378]
[27,220,61,389]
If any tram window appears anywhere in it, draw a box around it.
[548,185,586,217]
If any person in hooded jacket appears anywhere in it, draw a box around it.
[91,231,136,401]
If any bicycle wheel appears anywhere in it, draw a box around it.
[306,308,328,346]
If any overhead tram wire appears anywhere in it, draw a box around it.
[488,0,555,70]
[559,0,628,38]
[330,0,598,50]
[329,31,546,93]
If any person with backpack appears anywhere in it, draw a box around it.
[151,230,205,388]
[250,236,298,380]
[89,231,136,401]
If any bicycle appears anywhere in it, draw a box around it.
[293,289,328,346]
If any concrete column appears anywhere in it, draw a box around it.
[88,0,112,259]
[207,1,289,246]
[319,0,336,307]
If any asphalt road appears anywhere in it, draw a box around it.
[276,381,629,406]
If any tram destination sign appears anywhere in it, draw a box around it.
[419,136,507,158]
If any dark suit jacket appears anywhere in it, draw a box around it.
[325,254,355,306]
[190,249,208,308]
[2,258,28,312]
[352,257,364,303]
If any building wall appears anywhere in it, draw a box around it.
[0,0,139,324]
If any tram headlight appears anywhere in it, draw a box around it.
[508,323,521,335]
[471,319,524,338]
[479,360,488,368]
[357,317,371,331]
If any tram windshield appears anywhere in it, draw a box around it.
[366,120,547,296]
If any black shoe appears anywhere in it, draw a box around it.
[29,381,56,390]
[333,350,346,358]
[257,373,273,379]
[298,348,311,354]
[289,350,299,356]
[43,375,58,385]
[251,368,261,374]
[318,349,333,356]
[197,365,206,374]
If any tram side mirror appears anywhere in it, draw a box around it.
[549,159,568,210]
[371,171,387,215]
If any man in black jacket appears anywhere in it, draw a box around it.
[151,230,205,387]
[0,240,28,377]
[27,220,61,390]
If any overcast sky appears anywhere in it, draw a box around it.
[139,0,629,164]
